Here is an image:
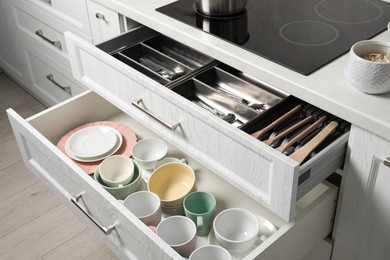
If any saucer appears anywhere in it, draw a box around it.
[57,121,137,174]
[208,214,277,259]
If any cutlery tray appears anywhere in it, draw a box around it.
[170,63,288,127]
[97,26,215,86]
[241,96,351,165]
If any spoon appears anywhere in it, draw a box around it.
[193,99,243,124]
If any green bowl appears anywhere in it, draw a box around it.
[94,159,143,200]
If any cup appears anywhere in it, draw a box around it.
[123,191,161,227]
[156,216,197,257]
[189,245,232,260]
[153,157,188,171]
[184,191,216,236]
[131,138,168,169]
[99,155,134,187]
[213,208,259,253]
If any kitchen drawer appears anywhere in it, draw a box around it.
[86,0,123,45]
[65,29,347,222]
[22,44,86,106]
[7,90,338,260]
[18,0,91,36]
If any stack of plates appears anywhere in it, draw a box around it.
[65,125,123,162]
[57,121,137,175]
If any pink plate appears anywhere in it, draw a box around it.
[57,121,137,175]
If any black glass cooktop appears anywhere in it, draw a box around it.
[157,0,390,75]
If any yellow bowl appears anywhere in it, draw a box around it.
[148,162,196,207]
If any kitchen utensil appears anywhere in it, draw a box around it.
[251,104,302,139]
[195,0,247,16]
[263,116,314,146]
[140,57,184,80]
[276,115,327,154]
[289,121,339,164]
[193,99,243,125]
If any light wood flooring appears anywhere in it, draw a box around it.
[0,73,118,260]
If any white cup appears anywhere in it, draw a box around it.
[124,191,161,227]
[156,216,197,258]
[189,245,232,260]
[153,157,188,171]
[99,155,134,187]
[131,138,168,169]
[213,208,259,253]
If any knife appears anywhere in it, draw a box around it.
[251,104,302,139]
[289,121,339,164]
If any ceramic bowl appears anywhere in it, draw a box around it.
[99,155,135,187]
[94,159,142,200]
[148,162,196,207]
[344,40,390,94]
[213,208,259,253]
[131,138,168,169]
[189,245,232,260]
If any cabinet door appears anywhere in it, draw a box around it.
[332,125,390,260]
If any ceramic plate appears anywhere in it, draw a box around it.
[65,125,122,161]
[57,121,137,175]
[208,214,277,259]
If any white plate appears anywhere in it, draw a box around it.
[65,126,122,162]
[209,214,277,259]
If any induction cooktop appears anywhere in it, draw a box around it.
[157,0,390,75]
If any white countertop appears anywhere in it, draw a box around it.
[96,0,390,141]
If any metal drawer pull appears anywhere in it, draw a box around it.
[46,74,72,95]
[35,30,62,50]
[95,13,106,20]
[384,157,390,168]
[132,98,181,131]
[71,192,116,235]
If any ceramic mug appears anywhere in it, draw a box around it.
[123,191,161,227]
[183,191,216,236]
[153,157,188,171]
[189,245,232,260]
[156,216,197,257]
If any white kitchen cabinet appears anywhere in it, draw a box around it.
[65,28,348,222]
[7,90,338,260]
[332,125,390,260]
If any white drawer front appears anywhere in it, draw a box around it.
[23,47,85,106]
[7,91,338,260]
[21,0,91,36]
[65,31,348,221]
[86,0,123,45]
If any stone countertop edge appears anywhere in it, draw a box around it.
[93,0,390,141]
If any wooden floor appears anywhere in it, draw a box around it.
[0,73,117,260]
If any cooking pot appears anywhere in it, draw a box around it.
[196,12,249,45]
[195,0,248,16]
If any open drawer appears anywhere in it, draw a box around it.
[65,28,347,222]
[7,91,338,260]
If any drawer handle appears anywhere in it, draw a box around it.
[35,30,62,50]
[132,98,181,131]
[95,13,106,20]
[71,192,116,235]
[46,74,72,95]
[385,157,390,168]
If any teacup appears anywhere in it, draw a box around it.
[213,208,259,253]
[189,245,232,260]
[148,162,196,207]
[124,191,161,227]
[156,216,197,257]
[184,191,216,236]
[99,155,134,187]
[153,157,188,171]
[131,138,168,169]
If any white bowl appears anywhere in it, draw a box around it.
[344,40,390,94]
[99,155,135,187]
[213,208,259,253]
[131,138,168,169]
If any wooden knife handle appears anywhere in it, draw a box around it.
[251,104,302,139]
[289,121,339,164]
[276,115,327,153]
